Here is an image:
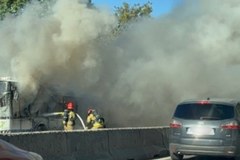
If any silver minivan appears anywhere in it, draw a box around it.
[169,98,240,160]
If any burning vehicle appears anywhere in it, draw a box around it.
[0,76,86,132]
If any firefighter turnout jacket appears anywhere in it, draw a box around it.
[86,112,105,129]
[63,109,76,131]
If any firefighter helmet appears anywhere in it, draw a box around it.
[87,108,94,115]
[67,102,74,110]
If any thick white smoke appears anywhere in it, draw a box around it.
[1,0,240,127]
[97,0,240,126]
[0,0,117,103]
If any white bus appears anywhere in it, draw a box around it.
[0,77,83,132]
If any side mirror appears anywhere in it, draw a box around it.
[11,86,16,91]
[13,91,19,100]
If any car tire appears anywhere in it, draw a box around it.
[233,156,240,160]
[170,151,183,160]
[36,124,47,131]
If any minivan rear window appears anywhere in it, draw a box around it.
[174,103,234,120]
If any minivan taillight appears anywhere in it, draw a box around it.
[170,120,182,128]
[221,121,240,130]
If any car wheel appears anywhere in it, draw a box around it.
[233,156,240,160]
[170,151,183,160]
[36,124,47,131]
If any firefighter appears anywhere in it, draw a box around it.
[86,108,105,129]
[63,102,76,131]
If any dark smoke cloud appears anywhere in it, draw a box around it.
[1,0,240,127]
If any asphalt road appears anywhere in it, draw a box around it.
[153,155,233,160]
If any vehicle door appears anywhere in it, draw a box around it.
[0,81,11,131]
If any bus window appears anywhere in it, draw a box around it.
[0,81,7,94]
[0,81,8,107]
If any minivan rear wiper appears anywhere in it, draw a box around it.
[200,116,220,120]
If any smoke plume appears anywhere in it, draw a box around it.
[1,0,240,127]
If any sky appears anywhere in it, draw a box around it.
[92,0,182,17]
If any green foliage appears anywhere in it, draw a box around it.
[0,0,93,20]
[0,0,56,20]
[115,2,152,25]
[0,0,30,20]
[114,2,152,34]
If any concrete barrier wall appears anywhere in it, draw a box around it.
[0,127,169,160]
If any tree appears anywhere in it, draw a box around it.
[0,0,30,20]
[113,2,152,34]
[0,0,93,20]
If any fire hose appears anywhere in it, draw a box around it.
[42,112,87,130]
